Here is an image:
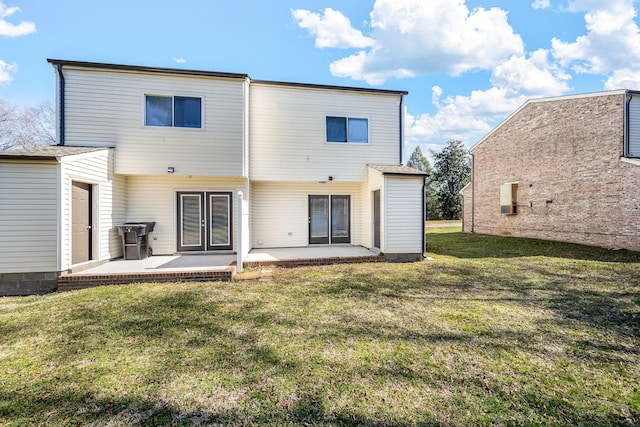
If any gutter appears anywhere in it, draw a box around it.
[56,63,65,146]
[625,90,632,158]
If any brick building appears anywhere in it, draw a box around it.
[461,90,640,251]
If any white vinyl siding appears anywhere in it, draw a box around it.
[126,175,249,255]
[384,176,424,254]
[627,95,640,157]
[251,181,363,248]
[61,67,247,176]
[250,84,401,182]
[0,162,59,273]
[364,167,385,250]
[60,149,125,269]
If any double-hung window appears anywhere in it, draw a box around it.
[326,116,368,143]
[145,95,202,128]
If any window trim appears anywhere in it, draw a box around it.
[500,182,518,215]
[143,93,204,129]
[325,115,370,144]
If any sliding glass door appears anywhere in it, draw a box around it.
[308,195,351,245]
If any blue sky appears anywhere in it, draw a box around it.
[2,0,640,157]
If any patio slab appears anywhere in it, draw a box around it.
[72,246,381,275]
[246,246,380,263]
[72,254,237,275]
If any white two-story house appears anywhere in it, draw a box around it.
[0,59,427,295]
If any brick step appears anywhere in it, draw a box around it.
[57,267,236,292]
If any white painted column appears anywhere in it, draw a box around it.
[237,191,243,273]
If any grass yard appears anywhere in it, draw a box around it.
[1,231,639,426]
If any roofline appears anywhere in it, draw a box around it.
[251,79,408,96]
[46,59,408,96]
[0,146,110,162]
[470,89,632,153]
[380,170,428,176]
[47,59,249,80]
[0,154,60,161]
[367,165,428,176]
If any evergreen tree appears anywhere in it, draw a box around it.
[406,146,442,220]
[406,146,431,174]
[431,140,471,220]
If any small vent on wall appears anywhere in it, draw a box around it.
[500,182,518,215]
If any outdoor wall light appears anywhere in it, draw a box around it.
[167,167,175,173]
[328,176,334,181]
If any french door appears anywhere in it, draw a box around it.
[177,191,232,251]
[309,195,350,244]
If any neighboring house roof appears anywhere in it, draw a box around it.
[368,164,429,176]
[0,146,108,161]
[470,89,632,153]
[459,181,471,195]
[47,59,408,96]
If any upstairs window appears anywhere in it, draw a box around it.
[145,95,202,128]
[326,116,368,143]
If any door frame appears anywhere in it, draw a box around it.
[372,189,381,249]
[176,191,233,252]
[308,195,330,244]
[308,195,351,245]
[71,181,93,265]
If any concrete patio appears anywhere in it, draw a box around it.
[57,246,383,291]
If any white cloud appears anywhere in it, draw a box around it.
[294,0,523,85]
[0,2,35,37]
[172,57,186,64]
[405,86,528,150]
[492,50,571,96]
[604,68,640,90]
[552,0,640,75]
[531,0,551,9]
[0,59,16,84]
[405,49,572,152]
[292,8,375,49]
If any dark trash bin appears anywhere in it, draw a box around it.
[116,222,156,260]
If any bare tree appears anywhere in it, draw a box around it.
[0,99,18,151]
[0,99,56,150]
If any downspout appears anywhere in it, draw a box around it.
[470,152,475,233]
[399,94,404,165]
[56,63,65,146]
[625,90,632,157]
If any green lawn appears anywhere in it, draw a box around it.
[1,232,639,426]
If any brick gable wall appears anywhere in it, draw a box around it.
[463,93,640,251]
